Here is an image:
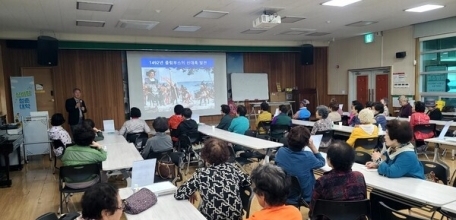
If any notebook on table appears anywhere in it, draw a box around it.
[103,120,116,133]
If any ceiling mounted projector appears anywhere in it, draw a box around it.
[253,14,281,29]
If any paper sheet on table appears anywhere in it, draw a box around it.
[103,120,116,133]
[274,108,280,117]
[305,135,323,152]
[339,104,343,110]
[131,159,156,187]
[361,166,378,172]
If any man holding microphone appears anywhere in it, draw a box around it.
[65,88,87,134]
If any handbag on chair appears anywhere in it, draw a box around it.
[157,154,175,179]
[123,188,158,214]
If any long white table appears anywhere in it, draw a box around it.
[119,182,206,220]
[442,201,456,215]
[386,116,456,127]
[99,133,143,171]
[292,119,355,134]
[317,152,456,208]
[198,124,283,163]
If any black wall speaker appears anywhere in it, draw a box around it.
[396,51,406,59]
[37,36,58,66]
[300,44,314,65]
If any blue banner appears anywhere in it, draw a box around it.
[10,76,37,122]
[141,58,214,68]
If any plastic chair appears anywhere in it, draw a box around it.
[240,186,254,218]
[36,212,58,220]
[315,130,334,149]
[311,199,370,220]
[50,139,66,174]
[257,121,272,138]
[126,132,148,151]
[379,201,428,220]
[286,175,309,210]
[354,137,379,151]
[270,124,291,141]
[154,151,185,186]
[178,132,202,174]
[59,163,101,213]
[421,160,448,185]
[355,151,372,165]
[413,124,436,160]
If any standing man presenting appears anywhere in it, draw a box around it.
[65,88,87,133]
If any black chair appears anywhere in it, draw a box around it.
[244,129,257,138]
[286,175,309,210]
[413,124,436,160]
[50,139,66,174]
[270,124,291,141]
[59,163,101,214]
[355,151,372,165]
[311,199,371,220]
[126,132,149,151]
[154,151,185,186]
[36,212,58,220]
[240,186,254,218]
[421,160,448,185]
[341,115,350,126]
[257,121,272,138]
[354,137,379,151]
[379,201,427,220]
[315,130,334,150]
[228,145,252,170]
[178,132,202,174]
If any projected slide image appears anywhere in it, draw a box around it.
[141,58,215,112]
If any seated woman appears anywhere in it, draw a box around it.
[293,99,311,120]
[426,101,442,120]
[275,126,325,205]
[272,105,292,126]
[398,95,412,118]
[247,164,302,220]
[348,100,362,125]
[366,120,425,220]
[84,119,104,141]
[256,102,272,135]
[76,183,123,220]
[346,109,379,152]
[328,104,342,123]
[216,104,233,130]
[119,107,151,143]
[49,113,72,158]
[228,105,250,135]
[61,124,107,189]
[169,104,184,142]
[175,138,251,220]
[309,141,367,219]
[410,101,433,149]
[373,102,386,131]
[142,117,173,159]
[311,105,332,135]
[349,103,363,127]
[329,98,343,115]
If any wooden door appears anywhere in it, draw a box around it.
[375,74,389,101]
[21,68,55,117]
[356,75,369,104]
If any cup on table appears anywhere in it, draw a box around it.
[258,110,261,114]
[338,122,342,127]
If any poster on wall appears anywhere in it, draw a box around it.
[425,65,448,92]
[10,76,37,123]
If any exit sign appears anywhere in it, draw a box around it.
[364,33,374,44]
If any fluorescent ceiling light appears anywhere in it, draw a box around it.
[306,32,331,36]
[322,0,362,7]
[279,31,311,35]
[116,20,159,30]
[346,21,378,27]
[405,4,444,12]
[174,26,201,32]
[194,10,229,19]
[77,1,113,12]
[76,20,105,27]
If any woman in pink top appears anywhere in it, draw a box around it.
[410,101,433,148]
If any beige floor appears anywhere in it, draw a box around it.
[1,150,455,220]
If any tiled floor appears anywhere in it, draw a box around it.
[1,149,455,219]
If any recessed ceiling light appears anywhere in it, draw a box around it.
[405,4,444,12]
[279,31,311,35]
[306,32,331,36]
[281,16,306,23]
[116,20,159,30]
[346,21,378,27]
[77,1,113,12]
[174,26,201,32]
[76,20,105,27]
[194,10,229,19]
[322,0,362,7]
[241,29,267,34]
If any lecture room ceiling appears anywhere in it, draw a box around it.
[0,0,456,41]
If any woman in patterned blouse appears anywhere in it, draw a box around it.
[174,138,251,220]
[311,105,332,135]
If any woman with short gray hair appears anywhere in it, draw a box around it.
[248,164,302,220]
[311,105,332,135]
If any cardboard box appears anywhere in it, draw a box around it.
[270,92,286,102]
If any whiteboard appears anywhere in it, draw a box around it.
[231,73,269,101]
